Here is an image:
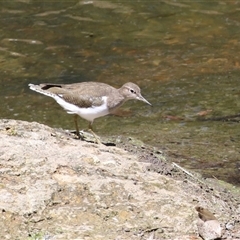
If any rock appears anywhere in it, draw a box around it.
[196,207,222,240]
[0,119,239,239]
[197,219,222,240]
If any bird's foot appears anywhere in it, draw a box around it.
[70,130,85,140]
[88,129,102,144]
[73,129,101,144]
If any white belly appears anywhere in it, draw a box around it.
[55,95,109,122]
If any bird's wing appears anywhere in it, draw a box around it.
[31,83,106,108]
[57,91,104,108]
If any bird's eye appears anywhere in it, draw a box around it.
[130,89,135,94]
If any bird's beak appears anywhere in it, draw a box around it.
[138,95,152,106]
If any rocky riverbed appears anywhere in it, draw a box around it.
[0,119,239,240]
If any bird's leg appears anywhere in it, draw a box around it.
[88,122,101,144]
[74,115,83,139]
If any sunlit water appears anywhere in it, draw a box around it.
[1,1,240,185]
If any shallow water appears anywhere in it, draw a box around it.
[1,1,240,185]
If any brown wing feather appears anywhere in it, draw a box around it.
[59,92,104,108]
[38,82,115,108]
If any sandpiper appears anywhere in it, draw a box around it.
[28,81,151,143]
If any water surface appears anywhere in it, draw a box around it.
[1,0,240,185]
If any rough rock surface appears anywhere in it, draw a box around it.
[0,119,239,240]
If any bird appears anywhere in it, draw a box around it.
[28,81,151,143]
[195,207,217,221]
